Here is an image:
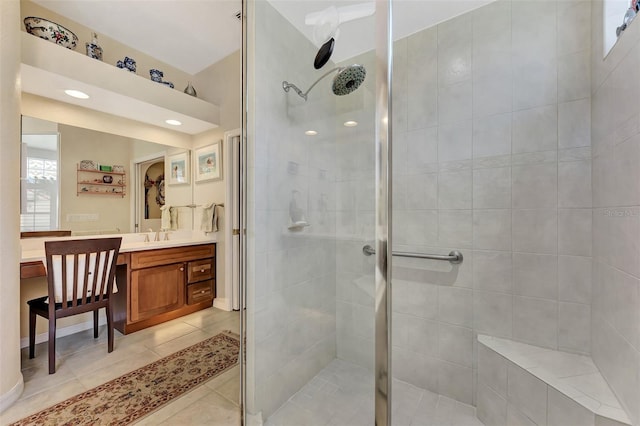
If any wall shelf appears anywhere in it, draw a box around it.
[21,32,220,135]
[77,166,126,197]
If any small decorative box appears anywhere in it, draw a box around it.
[79,160,97,170]
[112,165,125,173]
[99,165,112,172]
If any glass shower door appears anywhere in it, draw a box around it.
[244,0,383,424]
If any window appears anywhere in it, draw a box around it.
[20,134,60,232]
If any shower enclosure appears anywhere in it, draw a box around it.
[244,0,640,425]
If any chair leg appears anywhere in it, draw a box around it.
[29,307,36,359]
[48,317,56,374]
[106,306,114,353]
[93,309,99,338]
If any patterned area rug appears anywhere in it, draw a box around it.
[10,331,240,426]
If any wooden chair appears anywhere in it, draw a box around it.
[28,237,122,374]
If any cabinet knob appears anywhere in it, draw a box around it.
[180,267,184,271]
[201,290,206,294]
[200,269,205,272]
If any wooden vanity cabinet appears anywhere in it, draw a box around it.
[113,243,215,334]
[130,263,185,322]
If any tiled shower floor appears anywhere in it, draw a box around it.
[265,359,483,426]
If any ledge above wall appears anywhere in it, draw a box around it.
[21,33,220,135]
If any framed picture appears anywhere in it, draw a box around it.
[194,141,222,182]
[167,151,190,185]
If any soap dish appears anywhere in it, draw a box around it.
[288,221,310,231]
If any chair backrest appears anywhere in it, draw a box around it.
[21,230,72,238]
[45,237,122,308]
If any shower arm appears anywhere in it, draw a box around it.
[282,67,342,101]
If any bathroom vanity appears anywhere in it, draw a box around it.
[113,243,215,334]
[20,233,217,335]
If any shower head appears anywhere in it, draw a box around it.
[282,64,366,101]
[331,64,366,96]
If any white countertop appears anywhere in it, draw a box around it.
[21,230,217,263]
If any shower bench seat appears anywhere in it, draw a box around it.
[476,335,631,426]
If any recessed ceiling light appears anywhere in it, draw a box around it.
[64,89,89,99]
[344,120,358,127]
[165,119,182,126]
[305,130,318,136]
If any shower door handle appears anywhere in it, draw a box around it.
[362,244,463,264]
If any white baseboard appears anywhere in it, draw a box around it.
[0,375,24,413]
[246,411,263,426]
[213,297,232,312]
[19,316,107,349]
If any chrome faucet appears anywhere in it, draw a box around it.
[144,228,155,242]
[154,229,161,242]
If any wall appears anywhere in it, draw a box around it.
[192,51,241,304]
[336,0,593,406]
[248,0,339,418]
[20,0,194,95]
[59,124,133,234]
[590,0,640,424]
[194,51,241,137]
[22,115,57,133]
[22,94,192,149]
[0,0,24,412]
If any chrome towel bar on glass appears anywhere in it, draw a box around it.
[362,244,463,264]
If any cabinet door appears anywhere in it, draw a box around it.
[130,263,185,322]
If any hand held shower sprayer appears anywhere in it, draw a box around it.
[305,3,375,69]
[282,64,367,101]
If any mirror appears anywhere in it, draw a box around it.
[21,115,194,235]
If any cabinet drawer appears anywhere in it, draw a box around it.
[187,280,214,305]
[187,258,214,283]
[131,244,215,269]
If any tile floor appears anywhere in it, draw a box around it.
[0,307,241,426]
[2,308,483,426]
[265,359,483,426]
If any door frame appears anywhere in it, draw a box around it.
[374,1,393,426]
[222,128,241,312]
[130,152,166,234]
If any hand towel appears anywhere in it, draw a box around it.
[212,204,219,233]
[201,203,218,233]
[170,207,178,230]
[160,205,171,230]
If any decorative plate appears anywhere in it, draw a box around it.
[24,17,78,50]
[79,160,97,170]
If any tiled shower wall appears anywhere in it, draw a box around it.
[249,0,341,418]
[590,1,640,424]
[335,0,593,405]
